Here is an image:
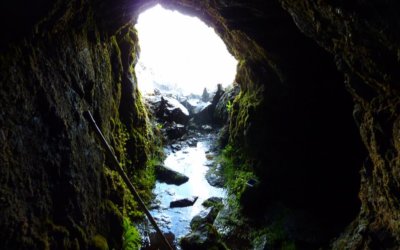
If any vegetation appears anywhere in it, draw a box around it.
[122,217,141,250]
[218,144,255,199]
[226,100,233,112]
[217,140,296,249]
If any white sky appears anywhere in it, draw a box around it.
[135,4,237,95]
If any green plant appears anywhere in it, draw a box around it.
[226,100,233,112]
[218,144,255,198]
[122,217,141,250]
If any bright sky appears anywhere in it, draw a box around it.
[135,4,237,95]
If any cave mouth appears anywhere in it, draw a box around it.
[134,4,237,97]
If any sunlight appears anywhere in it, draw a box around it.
[135,4,237,95]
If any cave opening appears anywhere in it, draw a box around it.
[135,4,237,98]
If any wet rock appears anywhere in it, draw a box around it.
[170,143,182,152]
[213,206,235,238]
[206,164,225,187]
[190,207,220,230]
[155,165,189,186]
[164,122,186,140]
[156,96,190,124]
[202,197,223,208]
[180,224,227,250]
[187,138,198,147]
[201,124,213,132]
[144,231,176,250]
[170,196,198,208]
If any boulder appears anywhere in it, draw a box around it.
[192,101,211,115]
[193,103,213,125]
[180,224,227,250]
[190,207,220,230]
[156,96,190,124]
[202,197,223,208]
[164,122,187,140]
[205,164,225,187]
[170,196,198,208]
[193,84,226,125]
[155,165,189,186]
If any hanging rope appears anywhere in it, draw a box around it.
[83,111,174,250]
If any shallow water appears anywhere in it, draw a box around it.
[150,133,226,241]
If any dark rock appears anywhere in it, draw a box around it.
[216,125,229,149]
[190,207,220,230]
[201,124,213,132]
[187,138,198,147]
[202,88,210,102]
[240,179,263,215]
[211,84,225,107]
[192,101,211,115]
[155,165,189,186]
[144,231,176,250]
[180,224,227,250]
[193,84,226,125]
[214,83,240,125]
[156,96,190,124]
[164,122,187,140]
[170,196,198,208]
[170,143,182,151]
[193,103,213,125]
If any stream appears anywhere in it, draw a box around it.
[148,131,226,248]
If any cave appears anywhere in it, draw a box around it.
[1,0,399,250]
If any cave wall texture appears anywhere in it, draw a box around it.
[0,0,399,249]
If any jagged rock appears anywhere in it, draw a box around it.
[202,88,210,102]
[155,165,189,185]
[170,196,198,208]
[156,96,189,124]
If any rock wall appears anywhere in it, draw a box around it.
[1,0,399,248]
[0,0,157,249]
[279,1,400,248]
[159,0,399,247]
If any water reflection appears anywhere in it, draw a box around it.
[150,136,226,240]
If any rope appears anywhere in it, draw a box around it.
[83,111,174,250]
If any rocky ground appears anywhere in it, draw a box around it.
[139,87,237,249]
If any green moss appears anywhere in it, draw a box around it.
[90,235,109,250]
[229,87,263,150]
[218,144,256,199]
[122,217,141,250]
